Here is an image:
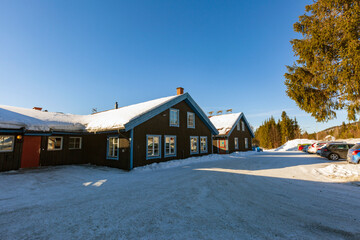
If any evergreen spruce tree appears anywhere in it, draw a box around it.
[285,0,360,122]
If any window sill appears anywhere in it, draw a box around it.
[146,155,161,160]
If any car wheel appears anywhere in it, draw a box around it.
[329,153,340,161]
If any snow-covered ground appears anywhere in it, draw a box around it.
[1,151,360,239]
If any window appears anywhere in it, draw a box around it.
[190,136,198,154]
[245,138,248,149]
[165,135,176,157]
[107,137,119,160]
[200,136,207,153]
[147,135,161,159]
[234,137,239,149]
[48,137,63,151]
[69,137,82,150]
[333,144,348,150]
[237,121,240,131]
[187,112,195,128]
[169,109,179,127]
[0,135,14,152]
[242,121,245,131]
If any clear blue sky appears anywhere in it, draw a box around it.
[0,0,350,133]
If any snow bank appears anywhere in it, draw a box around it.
[273,139,317,152]
[313,164,360,180]
[134,151,258,172]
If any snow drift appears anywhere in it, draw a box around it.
[272,139,316,152]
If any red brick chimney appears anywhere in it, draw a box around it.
[177,87,184,95]
[33,107,42,111]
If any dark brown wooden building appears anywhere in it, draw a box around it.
[209,112,254,154]
[0,88,219,172]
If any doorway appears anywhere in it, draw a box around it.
[21,136,41,168]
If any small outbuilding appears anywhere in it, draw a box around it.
[209,112,254,154]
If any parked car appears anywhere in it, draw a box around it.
[316,144,327,155]
[320,143,355,160]
[347,143,360,164]
[308,142,328,154]
[298,144,310,151]
[307,143,318,154]
[308,141,345,154]
[302,145,310,152]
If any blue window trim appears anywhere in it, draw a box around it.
[164,135,177,158]
[130,129,134,169]
[146,135,162,160]
[244,138,249,149]
[0,135,15,153]
[234,137,239,149]
[106,135,119,160]
[200,136,208,153]
[169,108,180,127]
[237,122,240,131]
[47,136,63,151]
[187,112,195,129]
[190,136,199,155]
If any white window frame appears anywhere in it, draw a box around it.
[146,135,161,160]
[47,136,63,151]
[190,136,199,154]
[187,112,195,129]
[69,137,82,150]
[242,121,245,131]
[245,138,248,149]
[0,135,15,152]
[164,135,176,157]
[169,108,179,127]
[200,136,208,153]
[234,137,239,149]
[237,122,240,131]
[107,136,119,160]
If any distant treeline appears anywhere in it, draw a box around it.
[308,121,360,140]
[254,112,360,148]
[254,111,301,149]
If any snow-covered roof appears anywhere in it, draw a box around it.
[0,93,219,134]
[0,105,86,132]
[86,95,178,132]
[209,113,242,135]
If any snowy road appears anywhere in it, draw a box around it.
[1,152,360,240]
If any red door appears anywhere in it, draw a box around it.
[218,139,228,154]
[21,136,41,168]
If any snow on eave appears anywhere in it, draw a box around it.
[209,112,254,138]
[82,94,181,132]
[0,105,87,132]
[209,112,242,136]
[0,93,218,134]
